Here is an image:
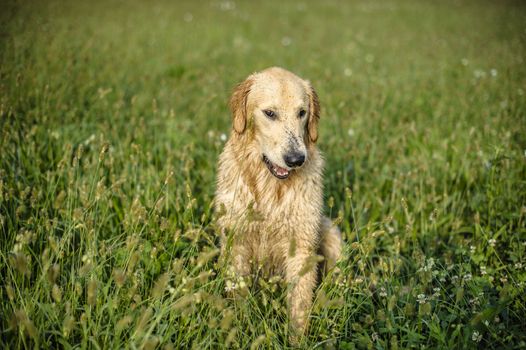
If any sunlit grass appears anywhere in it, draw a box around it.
[1,0,525,348]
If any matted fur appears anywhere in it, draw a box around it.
[215,67,342,342]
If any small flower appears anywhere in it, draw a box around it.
[480,266,487,275]
[224,280,237,292]
[500,276,508,283]
[490,69,497,77]
[183,13,193,22]
[281,37,292,46]
[379,287,387,298]
[464,273,472,281]
[371,332,379,342]
[220,133,227,142]
[514,262,522,269]
[472,330,482,342]
[470,245,476,254]
[473,70,486,79]
[461,58,469,66]
[347,128,355,137]
[488,238,496,247]
[344,68,353,77]
[417,294,427,304]
[220,1,236,11]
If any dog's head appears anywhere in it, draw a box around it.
[229,67,320,180]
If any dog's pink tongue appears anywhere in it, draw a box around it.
[274,165,289,177]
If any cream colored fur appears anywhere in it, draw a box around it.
[215,67,342,342]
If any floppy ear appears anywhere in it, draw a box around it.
[306,82,320,143]
[229,77,253,134]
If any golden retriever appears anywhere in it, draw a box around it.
[215,67,342,342]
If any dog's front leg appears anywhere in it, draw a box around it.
[285,250,317,343]
[223,243,252,297]
[230,243,251,276]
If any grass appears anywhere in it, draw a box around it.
[1,0,525,348]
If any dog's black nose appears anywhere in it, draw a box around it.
[284,152,305,168]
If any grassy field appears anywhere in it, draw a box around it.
[1,0,526,348]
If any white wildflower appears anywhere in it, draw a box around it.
[417,294,427,304]
[472,330,482,342]
[371,332,378,342]
[473,70,486,79]
[281,37,292,46]
[224,280,237,292]
[220,1,236,11]
[183,13,193,22]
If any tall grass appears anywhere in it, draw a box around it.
[1,0,525,348]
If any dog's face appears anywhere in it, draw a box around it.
[230,67,320,180]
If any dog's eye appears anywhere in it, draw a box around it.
[298,109,306,118]
[263,109,276,119]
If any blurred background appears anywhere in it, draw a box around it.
[1,0,525,348]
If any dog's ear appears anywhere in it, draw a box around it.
[229,77,253,134]
[306,82,320,143]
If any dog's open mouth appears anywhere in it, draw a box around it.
[263,155,290,179]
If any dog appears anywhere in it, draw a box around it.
[215,67,342,342]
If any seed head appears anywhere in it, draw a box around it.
[87,279,98,306]
[52,284,62,303]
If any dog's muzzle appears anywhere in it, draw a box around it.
[263,155,290,179]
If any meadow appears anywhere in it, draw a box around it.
[1,0,525,348]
